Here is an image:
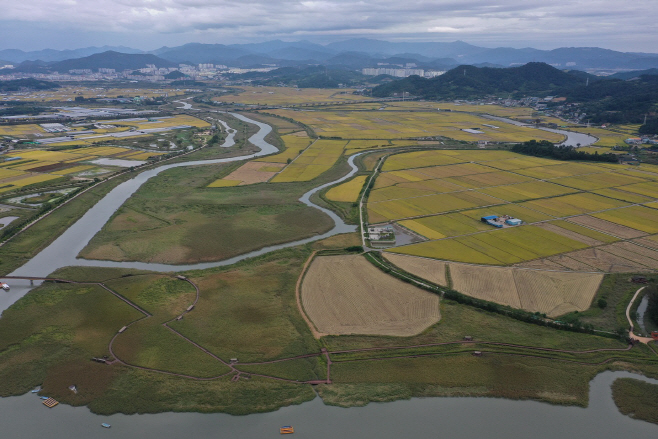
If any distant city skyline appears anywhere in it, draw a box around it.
[0,0,656,53]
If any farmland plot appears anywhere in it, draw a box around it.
[301,255,441,336]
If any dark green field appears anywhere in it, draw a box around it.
[79,163,334,264]
[2,239,658,414]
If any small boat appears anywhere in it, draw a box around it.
[101,423,111,429]
[31,387,41,393]
[40,396,49,400]
[1,283,9,291]
[280,426,294,434]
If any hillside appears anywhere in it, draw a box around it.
[372,62,585,99]
[0,78,59,92]
[50,51,177,72]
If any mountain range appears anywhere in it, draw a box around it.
[2,39,658,71]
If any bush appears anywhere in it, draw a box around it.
[598,298,608,309]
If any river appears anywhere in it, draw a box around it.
[1,112,654,437]
[0,371,656,438]
[0,112,358,313]
[480,115,598,147]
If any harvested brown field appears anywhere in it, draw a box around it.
[515,258,570,271]
[513,269,603,317]
[217,161,285,185]
[383,253,447,286]
[448,262,602,317]
[600,242,658,270]
[449,263,521,309]
[301,255,441,336]
[566,215,647,239]
[535,223,604,247]
[632,235,658,250]
[561,247,649,273]
[544,255,600,272]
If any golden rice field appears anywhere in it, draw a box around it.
[0,124,47,137]
[301,255,441,336]
[256,133,312,163]
[0,144,166,193]
[269,108,564,142]
[325,176,367,202]
[213,86,371,106]
[271,139,346,182]
[369,149,658,267]
[0,86,185,102]
[108,115,210,130]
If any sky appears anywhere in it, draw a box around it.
[0,0,657,52]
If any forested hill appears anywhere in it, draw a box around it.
[0,78,59,92]
[371,63,587,99]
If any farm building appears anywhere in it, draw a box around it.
[481,215,522,228]
[368,225,395,242]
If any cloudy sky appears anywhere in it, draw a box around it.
[0,0,656,52]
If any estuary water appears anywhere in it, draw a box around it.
[481,115,598,147]
[0,371,656,439]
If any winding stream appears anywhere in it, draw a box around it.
[1,113,358,313]
[1,111,654,436]
[481,115,598,147]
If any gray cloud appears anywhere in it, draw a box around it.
[0,0,655,51]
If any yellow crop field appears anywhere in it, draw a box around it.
[0,86,184,102]
[214,86,370,106]
[550,172,648,191]
[382,151,465,171]
[207,179,241,188]
[369,190,501,221]
[616,181,658,198]
[592,206,658,234]
[270,108,564,142]
[326,176,367,202]
[390,225,588,265]
[479,181,578,202]
[6,173,62,187]
[51,165,95,175]
[479,156,556,171]
[461,204,553,223]
[257,134,312,163]
[271,139,346,182]
[591,187,654,203]
[514,162,604,179]
[0,124,47,136]
[520,193,629,217]
[108,115,210,130]
[399,212,491,239]
[301,255,441,336]
[442,170,532,189]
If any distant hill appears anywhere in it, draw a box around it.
[610,68,658,80]
[155,43,252,63]
[3,39,658,70]
[50,51,177,72]
[372,62,585,99]
[0,78,59,92]
[0,46,143,63]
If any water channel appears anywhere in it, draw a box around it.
[0,112,357,313]
[1,112,653,437]
[0,371,656,438]
[481,115,598,147]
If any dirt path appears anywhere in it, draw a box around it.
[626,286,655,344]
[8,275,654,386]
[295,251,327,339]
